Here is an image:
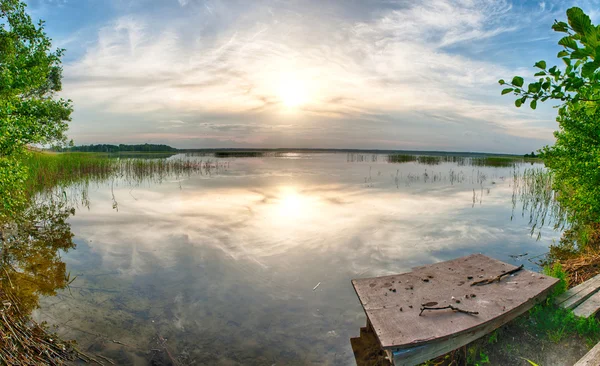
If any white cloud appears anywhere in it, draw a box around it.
[62,0,558,151]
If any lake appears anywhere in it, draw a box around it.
[32,153,558,365]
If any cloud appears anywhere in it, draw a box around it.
[61,0,562,152]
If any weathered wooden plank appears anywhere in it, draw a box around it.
[390,281,555,365]
[555,273,600,310]
[352,254,558,350]
[573,290,600,318]
[574,341,600,366]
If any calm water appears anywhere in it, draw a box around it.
[33,153,557,365]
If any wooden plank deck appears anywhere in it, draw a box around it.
[352,254,558,365]
[555,273,600,310]
[573,290,600,318]
[575,341,600,366]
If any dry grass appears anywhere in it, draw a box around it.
[0,290,97,365]
[559,251,600,287]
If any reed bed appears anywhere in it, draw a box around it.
[23,152,226,195]
[213,151,264,158]
[512,167,566,239]
[387,154,417,163]
[417,156,441,165]
[347,153,379,162]
[387,154,469,165]
[471,156,517,167]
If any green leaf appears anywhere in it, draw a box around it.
[552,21,569,33]
[571,48,593,59]
[558,36,579,50]
[567,7,593,36]
[530,100,537,109]
[512,76,524,87]
[498,79,506,85]
[501,88,513,95]
[557,50,569,57]
[528,83,541,93]
[534,71,546,77]
[581,61,600,77]
[515,99,522,107]
[534,60,547,69]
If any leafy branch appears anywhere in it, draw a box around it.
[500,7,600,108]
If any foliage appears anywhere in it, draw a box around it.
[526,302,600,346]
[500,7,600,253]
[543,262,569,298]
[0,0,72,220]
[540,105,600,226]
[59,143,178,153]
[523,263,600,347]
[466,346,490,366]
[500,7,600,108]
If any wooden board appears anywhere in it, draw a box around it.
[555,273,600,310]
[575,341,600,366]
[350,326,392,366]
[352,254,558,362]
[573,290,600,318]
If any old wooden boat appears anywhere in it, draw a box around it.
[351,254,558,366]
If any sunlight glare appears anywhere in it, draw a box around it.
[279,78,308,109]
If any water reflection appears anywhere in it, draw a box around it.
[0,196,75,314]
[29,153,559,365]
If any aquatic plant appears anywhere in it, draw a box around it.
[471,157,517,167]
[214,151,264,158]
[511,167,567,239]
[387,154,417,163]
[417,156,441,165]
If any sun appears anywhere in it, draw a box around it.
[279,78,308,108]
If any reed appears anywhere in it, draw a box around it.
[471,156,517,167]
[387,154,417,163]
[417,155,441,165]
[23,152,225,196]
[213,151,264,158]
[511,167,566,239]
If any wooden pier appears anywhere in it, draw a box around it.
[351,254,558,366]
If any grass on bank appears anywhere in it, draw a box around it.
[23,151,218,197]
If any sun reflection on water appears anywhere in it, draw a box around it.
[273,186,313,222]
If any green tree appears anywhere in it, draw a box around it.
[0,0,72,220]
[500,7,600,247]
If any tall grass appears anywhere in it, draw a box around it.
[387,154,417,163]
[471,156,517,167]
[213,151,264,158]
[23,152,223,197]
[387,154,469,165]
[511,167,567,239]
[23,153,117,196]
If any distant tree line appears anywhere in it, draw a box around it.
[56,144,178,153]
[524,151,538,158]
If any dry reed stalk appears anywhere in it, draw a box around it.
[0,289,86,365]
[559,252,600,286]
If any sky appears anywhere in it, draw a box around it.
[22,0,600,153]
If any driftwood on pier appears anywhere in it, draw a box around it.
[352,254,558,366]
